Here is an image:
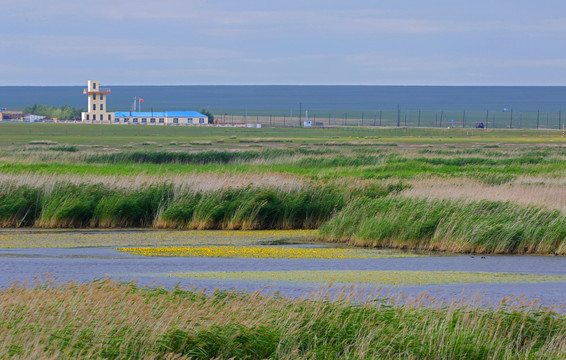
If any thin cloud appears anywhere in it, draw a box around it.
[2,34,243,61]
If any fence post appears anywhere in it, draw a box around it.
[510,109,513,129]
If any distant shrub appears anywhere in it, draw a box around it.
[48,145,78,152]
[29,140,57,145]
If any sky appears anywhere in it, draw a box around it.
[2,0,566,85]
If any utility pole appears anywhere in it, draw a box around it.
[396,104,401,127]
[486,110,489,129]
[439,111,444,128]
[462,110,466,129]
[418,109,421,127]
[537,110,540,129]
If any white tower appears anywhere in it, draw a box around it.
[81,80,115,124]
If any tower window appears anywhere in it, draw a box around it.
[93,104,96,110]
[93,94,96,100]
[108,114,112,121]
[100,104,103,111]
[100,115,103,120]
[100,94,104,101]
[93,82,97,89]
[86,114,89,120]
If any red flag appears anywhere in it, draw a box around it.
[140,98,145,102]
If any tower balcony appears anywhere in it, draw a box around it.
[83,88,111,94]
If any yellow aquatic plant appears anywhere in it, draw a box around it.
[117,245,419,259]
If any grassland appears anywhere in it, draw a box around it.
[1,123,566,254]
[1,124,566,359]
[0,279,564,359]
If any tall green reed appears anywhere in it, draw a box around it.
[320,196,566,254]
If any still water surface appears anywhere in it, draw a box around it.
[1,243,565,309]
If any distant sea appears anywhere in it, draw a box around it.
[1,86,565,114]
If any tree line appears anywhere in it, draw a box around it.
[23,104,84,120]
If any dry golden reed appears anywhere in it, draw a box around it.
[0,279,564,359]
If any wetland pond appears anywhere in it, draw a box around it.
[1,229,565,309]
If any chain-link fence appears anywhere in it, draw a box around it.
[213,109,565,129]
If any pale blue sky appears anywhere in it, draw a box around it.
[2,0,566,85]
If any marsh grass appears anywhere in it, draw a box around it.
[320,196,566,255]
[84,148,335,166]
[403,176,566,211]
[0,171,305,192]
[0,182,350,230]
[47,145,78,152]
[0,279,564,359]
[156,185,348,230]
[2,137,566,254]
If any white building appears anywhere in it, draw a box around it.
[24,114,46,122]
[113,111,209,125]
[81,80,115,123]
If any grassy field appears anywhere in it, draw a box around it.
[1,122,565,145]
[1,123,566,254]
[1,279,564,359]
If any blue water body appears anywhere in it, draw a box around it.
[1,246,565,309]
[1,86,566,113]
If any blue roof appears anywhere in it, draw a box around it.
[114,111,207,118]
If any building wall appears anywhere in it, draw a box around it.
[113,116,208,125]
